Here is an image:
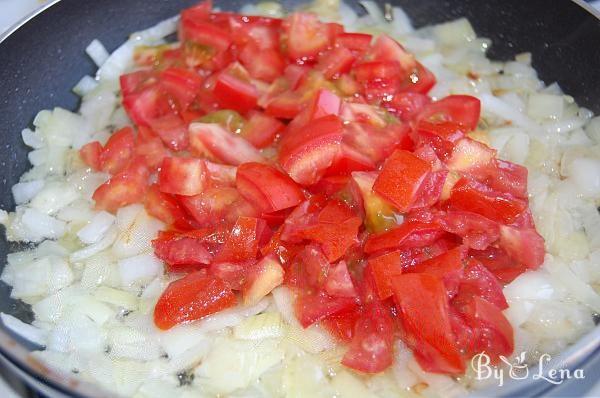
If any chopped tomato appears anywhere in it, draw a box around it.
[364,221,443,254]
[214,216,271,263]
[367,251,404,299]
[446,138,496,173]
[241,111,284,149]
[448,178,527,225]
[236,162,305,213]
[438,211,500,250]
[383,92,431,122]
[322,310,361,343]
[498,225,545,270]
[181,19,232,52]
[144,184,193,229]
[373,149,431,212]
[158,157,208,196]
[279,115,344,185]
[452,258,508,311]
[335,32,372,52]
[213,72,259,113]
[153,231,213,271]
[317,46,355,79]
[284,13,331,60]
[418,95,481,132]
[93,158,149,213]
[179,186,259,227]
[242,254,285,305]
[122,83,173,126]
[135,134,167,170]
[342,301,394,373]
[148,114,189,152]
[79,141,102,171]
[295,291,357,328]
[154,272,236,330]
[189,122,264,165]
[470,245,528,284]
[397,61,436,94]
[160,67,203,111]
[392,273,465,374]
[99,126,136,175]
[239,43,285,83]
[407,246,467,297]
[368,34,416,72]
[325,261,358,298]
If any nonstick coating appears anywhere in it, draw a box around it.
[0,0,600,396]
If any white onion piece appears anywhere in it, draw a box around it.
[21,128,45,149]
[77,211,116,244]
[72,75,99,97]
[93,286,138,310]
[359,1,384,23]
[527,93,564,121]
[480,94,541,132]
[11,180,44,205]
[30,182,80,215]
[195,299,269,334]
[85,39,110,67]
[1,313,47,346]
[21,208,66,241]
[545,256,600,313]
[568,158,600,198]
[70,225,118,262]
[118,253,164,286]
[408,358,468,398]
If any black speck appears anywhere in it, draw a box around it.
[71,369,79,374]
[104,345,111,354]
[593,313,600,325]
[177,370,195,387]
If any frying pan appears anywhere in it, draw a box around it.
[1,0,600,396]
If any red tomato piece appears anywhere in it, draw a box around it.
[122,83,174,126]
[93,158,149,213]
[279,115,344,186]
[372,149,431,212]
[322,309,361,343]
[99,127,136,175]
[335,32,372,52]
[368,34,416,71]
[453,258,508,311]
[213,72,259,113]
[214,216,270,263]
[367,251,404,300]
[158,157,207,196]
[438,211,500,250]
[264,90,306,119]
[418,95,481,132]
[398,61,436,94]
[181,19,232,52]
[120,70,153,97]
[239,43,285,83]
[153,233,213,271]
[446,137,496,173]
[364,221,443,254]
[354,60,401,85]
[179,187,259,227]
[407,246,466,297]
[242,254,285,305]
[135,134,167,170]
[448,179,527,225]
[240,111,284,149]
[189,123,264,165]
[160,67,203,111]
[477,159,529,200]
[383,92,431,122]
[341,301,394,373]
[317,46,356,79]
[411,170,448,209]
[294,291,357,328]
[326,144,377,176]
[209,261,251,290]
[392,273,465,374]
[236,162,306,213]
[470,245,528,284]
[144,184,192,229]
[458,296,514,362]
[148,114,189,152]
[324,261,357,298]
[181,0,212,23]
[498,225,545,270]
[284,13,331,60]
[317,199,356,224]
[79,141,103,171]
[154,272,236,330]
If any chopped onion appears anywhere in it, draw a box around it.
[21,208,66,241]
[21,128,45,149]
[527,93,564,121]
[11,180,44,205]
[568,158,600,198]
[73,75,99,97]
[70,225,118,262]
[117,253,164,286]
[545,256,600,313]
[94,286,138,310]
[85,39,110,67]
[1,313,47,346]
[77,211,116,244]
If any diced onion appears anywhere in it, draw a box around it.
[85,39,110,67]
[77,211,116,244]
[11,180,44,205]
[1,313,48,346]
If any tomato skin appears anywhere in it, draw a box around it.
[241,111,284,149]
[342,301,395,373]
[448,179,527,225]
[407,246,466,297]
[93,158,149,213]
[236,162,306,213]
[498,225,545,270]
[397,61,436,94]
[178,186,258,227]
[367,251,404,299]
[153,233,213,271]
[364,221,443,254]
[453,258,508,311]
[354,60,401,85]
[213,72,259,113]
[144,184,193,228]
[189,123,264,166]
[438,210,500,251]
[148,114,189,152]
[158,157,208,197]
[154,272,236,330]
[284,12,331,60]
[181,19,232,52]
[278,115,344,186]
[214,216,271,263]
[100,126,136,175]
[294,291,357,328]
[418,95,481,132]
[79,141,103,171]
[335,32,372,52]
[373,149,431,212]
[392,273,465,374]
[317,46,356,79]
[482,159,529,200]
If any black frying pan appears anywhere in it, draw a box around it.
[1,0,600,396]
